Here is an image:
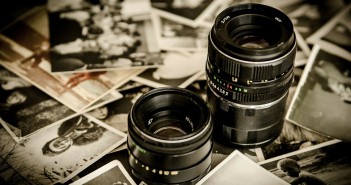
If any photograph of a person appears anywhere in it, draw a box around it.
[197,150,288,185]
[48,0,163,73]
[132,51,206,88]
[286,45,351,142]
[0,114,126,185]
[0,66,75,142]
[259,140,351,185]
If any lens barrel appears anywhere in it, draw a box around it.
[127,88,212,185]
[206,3,296,148]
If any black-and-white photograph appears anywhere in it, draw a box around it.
[70,160,136,185]
[151,0,217,27]
[48,0,163,73]
[0,114,126,185]
[88,82,153,135]
[307,5,351,61]
[259,140,351,185]
[197,150,288,185]
[152,13,209,51]
[0,9,143,112]
[132,51,206,88]
[0,66,76,142]
[287,0,344,39]
[286,45,351,142]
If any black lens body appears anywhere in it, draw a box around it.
[127,88,212,185]
[206,3,296,148]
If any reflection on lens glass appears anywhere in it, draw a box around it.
[153,126,187,137]
[238,35,270,49]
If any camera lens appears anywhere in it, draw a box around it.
[206,3,296,148]
[127,87,212,184]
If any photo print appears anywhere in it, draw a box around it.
[286,45,351,142]
[152,13,209,51]
[307,4,351,61]
[47,0,163,73]
[286,0,344,39]
[259,139,351,185]
[150,0,218,27]
[0,8,142,112]
[132,51,206,88]
[70,160,136,185]
[197,150,288,185]
[0,66,76,142]
[0,114,126,185]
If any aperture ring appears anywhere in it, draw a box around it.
[206,68,293,103]
[208,34,296,83]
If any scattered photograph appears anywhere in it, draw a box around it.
[286,45,351,142]
[88,82,152,134]
[307,5,351,61]
[287,0,344,39]
[0,114,126,185]
[294,29,311,67]
[0,66,76,142]
[152,13,209,51]
[197,150,288,185]
[71,160,136,185]
[259,139,351,185]
[150,0,218,27]
[132,51,206,88]
[47,0,162,73]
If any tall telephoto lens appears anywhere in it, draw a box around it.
[127,87,212,185]
[206,3,296,148]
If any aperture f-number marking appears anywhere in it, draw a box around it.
[221,15,230,24]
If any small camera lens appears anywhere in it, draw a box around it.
[127,87,212,184]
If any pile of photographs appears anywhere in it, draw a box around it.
[0,0,350,184]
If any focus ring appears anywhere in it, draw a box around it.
[208,36,295,82]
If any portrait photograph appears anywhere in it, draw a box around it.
[286,45,351,142]
[0,66,76,142]
[0,114,126,185]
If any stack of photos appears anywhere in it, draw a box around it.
[1,0,351,184]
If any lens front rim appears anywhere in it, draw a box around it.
[129,87,211,145]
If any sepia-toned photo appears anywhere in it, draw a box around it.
[151,0,217,27]
[0,66,76,142]
[132,51,206,88]
[71,160,136,185]
[307,5,351,61]
[259,140,351,185]
[152,13,209,51]
[48,0,163,73]
[286,45,351,142]
[0,114,126,185]
[197,150,289,185]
